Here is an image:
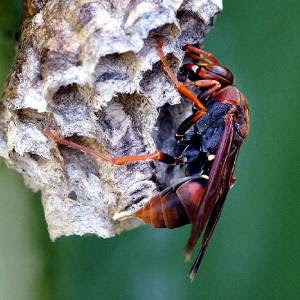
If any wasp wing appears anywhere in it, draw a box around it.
[184,114,242,279]
[188,145,240,280]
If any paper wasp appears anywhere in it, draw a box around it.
[45,36,250,280]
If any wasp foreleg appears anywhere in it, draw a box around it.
[155,36,206,112]
[183,45,219,65]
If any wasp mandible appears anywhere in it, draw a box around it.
[45,36,250,281]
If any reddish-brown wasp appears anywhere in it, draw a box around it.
[45,36,250,280]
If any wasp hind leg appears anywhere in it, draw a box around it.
[45,129,185,166]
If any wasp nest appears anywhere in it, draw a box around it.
[0,0,222,240]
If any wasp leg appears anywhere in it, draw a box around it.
[45,129,184,166]
[182,79,219,88]
[175,110,206,141]
[174,80,222,141]
[183,45,219,65]
[108,151,184,165]
[183,79,222,99]
[156,36,206,112]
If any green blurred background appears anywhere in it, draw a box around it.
[0,0,299,299]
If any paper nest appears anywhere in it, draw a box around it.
[0,0,222,240]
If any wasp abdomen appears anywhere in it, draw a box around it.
[134,178,207,229]
[134,192,189,228]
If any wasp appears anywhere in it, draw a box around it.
[45,36,250,281]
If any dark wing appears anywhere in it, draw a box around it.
[188,145,239,280]
[184,114,241,280]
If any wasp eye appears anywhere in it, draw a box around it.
[206,65,234,82]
